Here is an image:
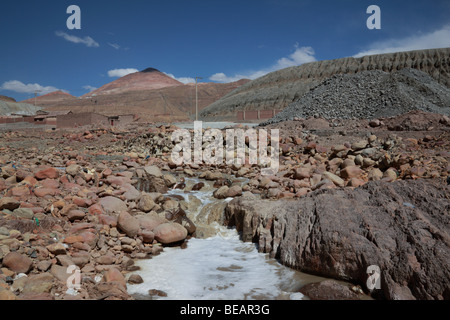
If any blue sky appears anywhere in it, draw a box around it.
[1,0,449,101]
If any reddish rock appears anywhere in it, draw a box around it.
[117,211,140,237]
[153,222,187,244]
[0,197,20,210]
[139,230,155,243]
[63,235,84,244]
[347,178,367,188]
[340,166,364,180]
[67,210,86,222]
[293,167,311,180]
[35,168,60,180]
[34,188,59,198]
[226,185,243,198]
[88,203,104,215]
[2,252,33,274]
[41,179,59,189]
[98,196,127,214]
[22,176,38,186]
[72,196,92,208]
[137,214,166,232]
[103,267,126,287]
[98,214,118,227]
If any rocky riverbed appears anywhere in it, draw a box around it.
[0,110,449,300]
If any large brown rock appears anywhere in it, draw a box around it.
[153,222,187,244]
[299,280,363,300]
[137,194,156,212]
[34,167,60,180]
[117,211,140,237]
[103,267,126,287]
[98,196,127,214]
[2,252,33,273]
[225,179,450,300]
[0,197,20,211]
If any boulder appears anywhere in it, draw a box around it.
[137,214,166,232]
[0,197,20,211]
[2,252,33,274]
[34,167,59,180]
[144,165,163,178]
[226,185,243,198]
[340,165,364,180]
[98,196,127,214]
[22,273,54,295]
[225,179,450,300]
[103,267,126,287]
[117,211,140,238]
[299,280,363,300]
[153,222,187,244]
[66,164,82,176]
[12,208,34,219]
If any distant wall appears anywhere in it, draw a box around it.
[57,112,109,128]
[56,112,135,128]
[236,109,282,121]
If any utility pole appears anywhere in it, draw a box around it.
[34,90,42,106]
[195,77,202,121]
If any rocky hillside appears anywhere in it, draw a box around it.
[0,100,42,116]
[261,68,450,125]
[200,47,450,120]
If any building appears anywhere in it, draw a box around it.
[56,112,136,128]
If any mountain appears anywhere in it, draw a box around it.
[33,79,250,122]
[0,95,16,103]
[82,68,183,97]
[21,90,77,105]
[200,47,450,121]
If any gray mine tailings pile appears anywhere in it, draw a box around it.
[261,68,450,125]
[200,48,450,121]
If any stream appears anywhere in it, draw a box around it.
[127,177,326,300]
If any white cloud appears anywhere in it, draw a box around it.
[0,80,67,95]
[354,24,450,57]
[163,73,195,84]
[83,85,97,92]
[209,45,316,83]
[107,68,139,78]
[108,42,120,50]
[55,31,99,48]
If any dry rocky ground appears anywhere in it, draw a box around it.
[0,110,449,300]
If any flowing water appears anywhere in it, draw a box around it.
[127,177,326,300]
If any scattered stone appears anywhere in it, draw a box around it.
[2,252,33,274]
[153,222,187,244]
[0,197,20,211]
[117,211,140,238]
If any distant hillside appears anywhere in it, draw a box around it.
[0,95,16,103]
[83,68,183,97]
[21,90,76,105]
[0,100,42,116]
[40,79,250,122]
[200,47,450,121]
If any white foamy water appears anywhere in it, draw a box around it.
[127,176,322,300]
[127,227,305,300]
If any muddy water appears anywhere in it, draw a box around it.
[127,177,327,300]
